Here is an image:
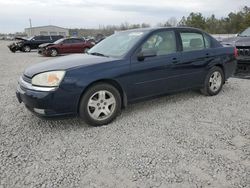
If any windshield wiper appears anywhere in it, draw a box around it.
[88,52,109,57]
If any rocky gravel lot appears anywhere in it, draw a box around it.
[0,40,249,188]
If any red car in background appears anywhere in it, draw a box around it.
[38,38,94,57]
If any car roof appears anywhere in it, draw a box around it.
[118,27,204,33]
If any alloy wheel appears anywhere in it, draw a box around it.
[87,90,116,121]
[24,46,31,52]
[209,71,222,92]
[50,49,57,57]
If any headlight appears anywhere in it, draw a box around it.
[32,71,65,87]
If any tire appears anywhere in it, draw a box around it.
[22,45,31,52]
[200,66,225,96]
[79,83,121,126]
[50,48,58,57]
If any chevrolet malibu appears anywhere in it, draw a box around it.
[16,27,237,126]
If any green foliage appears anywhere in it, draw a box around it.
[70,6,250,37]
[183,6,250,34]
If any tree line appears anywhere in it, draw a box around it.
[70,6,250,37]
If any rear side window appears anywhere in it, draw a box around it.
[141,30,177,56]
[71,39,83,43]
[180,32,205,51]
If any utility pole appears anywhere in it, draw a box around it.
[29,18,32,37]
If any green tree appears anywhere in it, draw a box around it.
[186,12,206,29]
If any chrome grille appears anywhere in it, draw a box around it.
[237,47,250,56]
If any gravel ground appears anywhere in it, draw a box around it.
[0,40,249,188]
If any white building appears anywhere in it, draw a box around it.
[25,25,69,37]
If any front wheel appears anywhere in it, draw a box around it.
[22,45,31,52]
[200,66,224,96]
[79,83,121,126]
[50,48,58,57]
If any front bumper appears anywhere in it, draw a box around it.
[8,43,21,52]
[16,77,80,118]
[38,47,50,56]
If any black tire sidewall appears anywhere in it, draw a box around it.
[204,67,224,96]
[79,83,121,126]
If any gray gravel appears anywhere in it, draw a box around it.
[0,40,249,188]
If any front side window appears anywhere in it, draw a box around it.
[141,30,176,56]
[180,32,205,52]
[40,36,50,40]
[33,36,42,40]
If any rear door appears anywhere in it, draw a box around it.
[71,38,85,53]
[174,29,213,89]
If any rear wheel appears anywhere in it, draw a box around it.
[200,66,224,96]
[79,83,121,126]
[50,48,58,57]
[22,45,31,52]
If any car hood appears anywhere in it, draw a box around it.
[24,54,118,78]
[15,37,28,41]
[221,36,250,47]
[39,43,54,48]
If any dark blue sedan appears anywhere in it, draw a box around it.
[16,27,237,126]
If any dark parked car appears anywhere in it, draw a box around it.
[38,38,94,57]
[221,27,250,63]
[8,35,63,53]
[16,27,237,126]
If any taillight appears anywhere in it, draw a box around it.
[234,47,238,58]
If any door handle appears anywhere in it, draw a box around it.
[172,57,179,64]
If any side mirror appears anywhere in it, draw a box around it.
[137,49,157,61]
[236,33,240,37]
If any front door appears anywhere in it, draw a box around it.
[129,30,181,100]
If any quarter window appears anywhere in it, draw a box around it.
[204,34,211,48]
[141,30,177,56]
[180,32,205,51]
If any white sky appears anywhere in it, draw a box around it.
[0,0,249,33]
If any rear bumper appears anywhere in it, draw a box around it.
[224,59,237,79]
[16,78,80,118]
[38,48,50,56]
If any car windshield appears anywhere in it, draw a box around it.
[54,38,65,44]
[27,37,34,40]
[239,27,250,37]
[88,30,147,58]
